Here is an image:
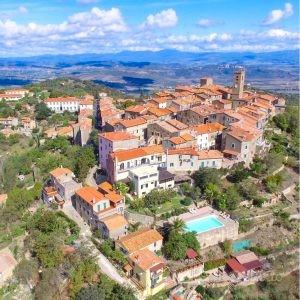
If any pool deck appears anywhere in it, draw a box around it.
[169,206,239,248]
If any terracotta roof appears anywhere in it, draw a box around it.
[101,214,128,231]
[79,99,93,105]
[169,136,187,145]
[151,97,170,104]
[99,131,138,142]
[166,119,188,130]
[125,105,148,114]
[50,167,73,178]
[233,250,259,264]
[186,248,198,259]
[45,97,78,103]
[129,249,164,271]
[227,258,246,273]
[168,148,223,160]
[117,117,147,128]
[192,122,225,135]
[57,126,73,136]
[111,145,164,162]
[180,133,194,141]
[117,228,163,254]
[226,125,259,142]
[168,134,194,145]
[168,147,199,156]
[148,107,172,117]
[243,260,263,271]
[43,186,57,196]
[106,192,123,203]
[98,181,114,194]
[75,186,105,205]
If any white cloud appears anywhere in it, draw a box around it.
[262,3,293,25]
[0,5,298,57]
[197,18,222,28]
[142,9,178,28]
[18,6,28,14]
[266,28,299,39]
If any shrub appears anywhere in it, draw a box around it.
[250,246,270,256]
[204,258,227,271]
[181,197,193,206]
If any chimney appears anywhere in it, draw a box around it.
[92,197,95,204]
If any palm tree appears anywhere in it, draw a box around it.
[170,218,186,234]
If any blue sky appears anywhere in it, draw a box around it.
[0,0,299,56]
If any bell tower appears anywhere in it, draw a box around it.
[232,68,245,99]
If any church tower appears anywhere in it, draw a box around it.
[232,68,245,99]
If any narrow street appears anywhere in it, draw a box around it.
[62,203,133,287]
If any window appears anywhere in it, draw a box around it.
[120,163,124,170]
[201,161,205,167]
[151,155,154,160]
[170,163,174,167]
[231,143,235,148]
[213,161,216,166]
[127,162,130,168]
[245,145,248,149]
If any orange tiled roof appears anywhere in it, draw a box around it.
[45,97,78,103]
[50,167,73,178]
[125,105,148,114]
[166,119,188,130]
[148,107,172,117]
[111,145,164,162]
[168,134,194,145]
[117,117,147,128]
[106,192,123,203]
[101,214,128,231]
[99,131,138,142]
[57,126,73,136]
[117,228,163,254]
[226,125,260,142]
[75,186,105,205]
[98,181,114,194]
[180,133,194,141]
[129,249,164,271]
[192,122,225,134]
[168,147,223,159]
[168,147,199,156]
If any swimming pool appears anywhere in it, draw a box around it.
[233,239,251,252]
[185,215,224,234]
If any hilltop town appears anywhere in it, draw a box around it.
[0,69,298,300]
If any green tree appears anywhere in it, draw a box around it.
[35,102,52,120]
[163,231,187,260]
[74,146,96,182]
[193,168,222,191]
[114,182,129,196]
[204,183,220,204]
[183,231,200,252]
[170,218,186,234]
[225,186,241,210]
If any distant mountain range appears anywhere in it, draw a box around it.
[0,49,298,66]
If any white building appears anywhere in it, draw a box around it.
[129,165,175,197]
[107,145,166,183]
[99,131,140,170]
[191,122,224,150]
[44,97,80,113]
[166,148,223,172]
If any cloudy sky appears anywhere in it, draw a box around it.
[0,0,299,57]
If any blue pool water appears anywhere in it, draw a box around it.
[185,215,224,233]
[233,240,251,252]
